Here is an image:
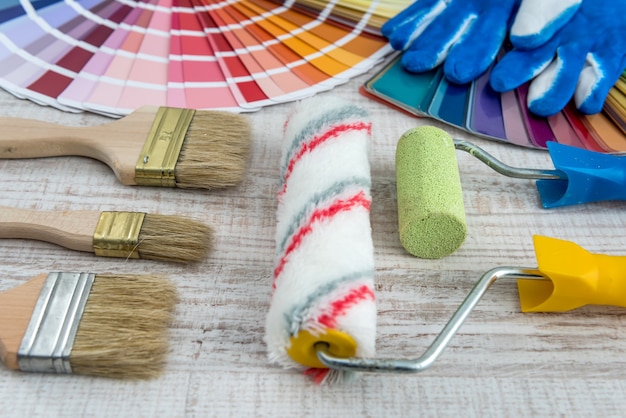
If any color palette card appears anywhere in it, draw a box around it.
[363,55,441,116]
[0,0,392,116]
[604,73,626,135]
[363,53,626,152]
[282,0,412,34]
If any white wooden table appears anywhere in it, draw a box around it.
[1,68,625,417]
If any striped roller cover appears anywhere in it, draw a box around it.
[265,96,377,384]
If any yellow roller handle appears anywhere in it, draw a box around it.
[518,236,626,312]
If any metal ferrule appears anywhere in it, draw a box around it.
[92,211,145,258]
[17,272,95,374]
[135,106,195,187]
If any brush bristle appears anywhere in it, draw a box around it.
[136,214,213,263]
[69,274,177,379]
[175,111,251,189]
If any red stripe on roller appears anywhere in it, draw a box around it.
[272,191,371,288]
[302,285,375,385]
[304,367,331,384]
[279,121,371,197]
[317,284,375,329]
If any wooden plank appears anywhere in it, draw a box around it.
[0,80,625,417]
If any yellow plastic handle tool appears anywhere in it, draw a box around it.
[518,235,626,312]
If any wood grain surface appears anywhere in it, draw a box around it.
[0,70,625,417]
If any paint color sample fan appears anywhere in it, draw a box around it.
[363,54,626,153]
[0,0,392,117]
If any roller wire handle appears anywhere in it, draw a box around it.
[452,139,562,180]
[318,235,626,373]
[316,267,545,373]
[452,138,626,208]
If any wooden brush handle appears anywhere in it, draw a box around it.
[0,206,101,252]
[0,117,120,159]
[0,108,159,185]
[0,273,48,370]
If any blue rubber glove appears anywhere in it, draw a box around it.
[509,0,581,49]
[381,0,520,84]
[491,0,626,117]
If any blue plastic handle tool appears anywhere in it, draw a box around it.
[451,137,625,209]
[536,141,626,208]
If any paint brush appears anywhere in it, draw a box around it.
[0,206,213,263]
[0,106,251,189]
[0,271,177,379]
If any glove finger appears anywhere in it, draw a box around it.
[576,53,626,114]
[401,5,473,73]
[444,7,514,84]
[490,41,558,92]
[527,43,588,117]
[510,0,581,49]
[381,0,447,50]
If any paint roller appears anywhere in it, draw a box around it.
[265,96,376,384]
[396,125,626,259]
[395,126,467,259]
[274,231,626,375]
[316,235,626,374]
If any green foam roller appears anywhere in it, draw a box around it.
[395,126,467,259]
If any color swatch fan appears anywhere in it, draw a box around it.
[363,54,626,153]
[0,0,392,116]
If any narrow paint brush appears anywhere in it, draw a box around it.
[0,206,213,263]
[0,106,251,189]
[0,271,177,379]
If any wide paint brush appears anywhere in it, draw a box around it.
[0,106,251,189]
[0,207,213,263]
[0,271,177,378]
